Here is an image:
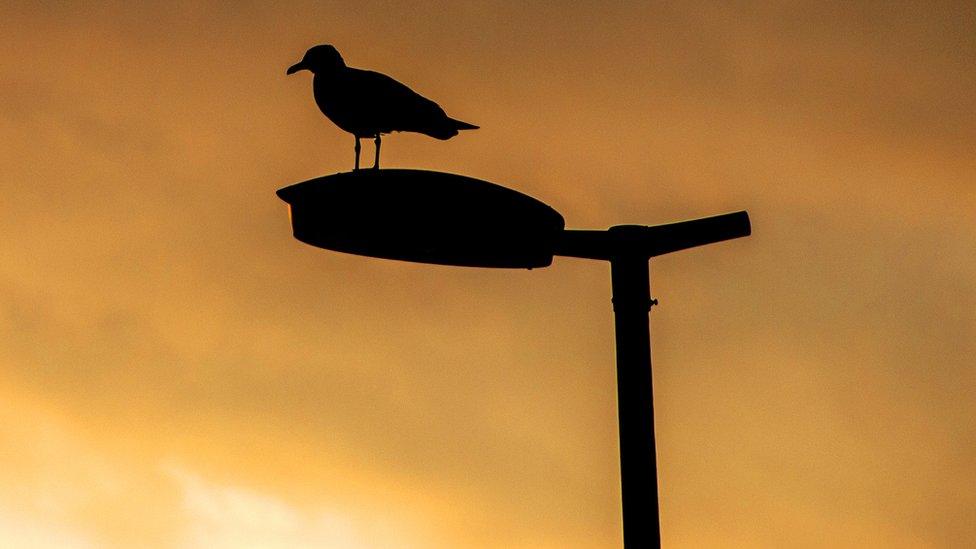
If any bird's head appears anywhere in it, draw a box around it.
[287,44,345,75]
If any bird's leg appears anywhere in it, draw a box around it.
[373,134,381,170]
[354,137,361,171]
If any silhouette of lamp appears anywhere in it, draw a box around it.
[277,169,750,548]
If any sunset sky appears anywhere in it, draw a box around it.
[1,1,974,547]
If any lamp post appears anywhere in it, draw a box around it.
[277,169,750,547]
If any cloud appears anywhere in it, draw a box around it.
[165,464,421,549]
[0,506,95,549]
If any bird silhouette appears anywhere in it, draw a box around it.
[287,45,478,171]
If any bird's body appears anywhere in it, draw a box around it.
[313,69,472,140]
[288,45,478,170]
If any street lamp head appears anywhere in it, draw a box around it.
[277,170,565,269]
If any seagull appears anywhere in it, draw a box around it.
[287,44,478,170]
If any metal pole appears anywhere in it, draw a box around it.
[610,254,660,548]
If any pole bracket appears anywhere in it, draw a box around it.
[611,296,657,312]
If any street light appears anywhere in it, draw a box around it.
[277,169,751,548]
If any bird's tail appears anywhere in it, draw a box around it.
[425,117,480,140]
[450,118,479,131]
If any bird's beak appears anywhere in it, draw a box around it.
[286,61,306,75]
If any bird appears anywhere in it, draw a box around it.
[286,44,478,171]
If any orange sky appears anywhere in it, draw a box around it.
[1,1,974,547]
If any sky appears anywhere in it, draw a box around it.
[0,1,973,547]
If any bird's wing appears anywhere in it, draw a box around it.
[346,68,450,132]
